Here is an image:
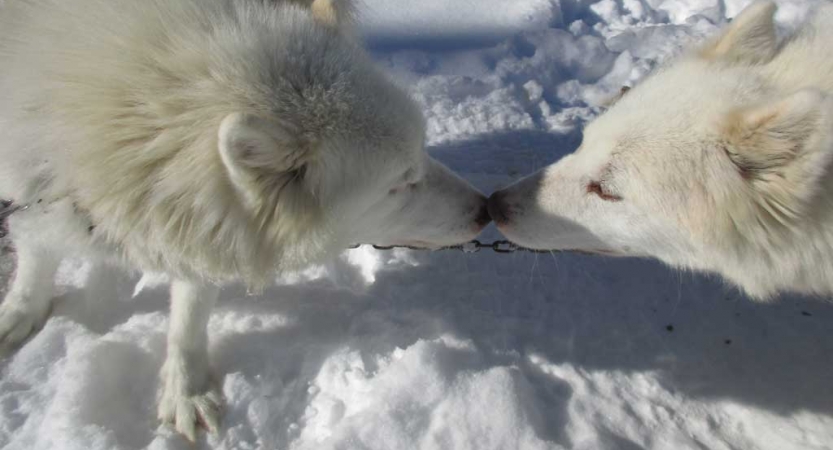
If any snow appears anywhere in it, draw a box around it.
[2,0,833,449]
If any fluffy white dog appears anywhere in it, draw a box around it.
[0,0,488,439]
[490,1,833,300]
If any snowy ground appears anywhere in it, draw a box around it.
[2,0,833,449]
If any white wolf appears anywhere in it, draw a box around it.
[0,0,489,439]
[489,0,833,300]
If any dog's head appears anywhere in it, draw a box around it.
[217,86,488,262]
[489,1,833,293]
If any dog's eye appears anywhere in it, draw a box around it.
[388,166,423,195]
[587,181,622,202]
[388,182,419,195]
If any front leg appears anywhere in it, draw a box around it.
[158,279,222,441]
[0,242,61,354]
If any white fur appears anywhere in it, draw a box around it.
[492,0,833,300]
[0,0,487,439]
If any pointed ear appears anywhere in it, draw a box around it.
[311,0,353,28]
[723,90,833,224]
[700,0,778,64]
[218,113,310,204]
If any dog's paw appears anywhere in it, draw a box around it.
[157,354,223,441]
[158,387,222,441]
[0,301,49,354]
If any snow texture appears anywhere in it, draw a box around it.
[2,0,833,449]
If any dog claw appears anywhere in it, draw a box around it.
[159,389,223,441]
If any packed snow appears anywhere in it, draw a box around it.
[2,0,833,449]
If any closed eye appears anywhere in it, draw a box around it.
[389,181,420,195]
[388,165,424,195]
[587,181,622,202]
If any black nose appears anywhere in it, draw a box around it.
[474,199,491,227]
[487,191,510,225]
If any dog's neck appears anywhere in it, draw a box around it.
[701,188,833,300]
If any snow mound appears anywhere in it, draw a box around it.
[293,337,553,450]
[2,0,833,449]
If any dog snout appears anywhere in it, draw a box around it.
[487,191,511,226]
[474,196,491,228]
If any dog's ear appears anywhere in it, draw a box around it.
[218,113,311,205]
[311,0,353,28]
[723,90,833,225]
[700,0,778,65]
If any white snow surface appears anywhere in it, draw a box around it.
[2,0,833,449]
